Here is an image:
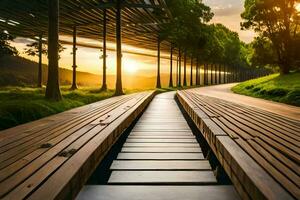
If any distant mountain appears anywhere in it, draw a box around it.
[0,55,173,89]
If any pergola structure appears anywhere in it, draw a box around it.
[0,0,267,99]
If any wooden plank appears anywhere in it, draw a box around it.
[110,160,211,170]
[215,136,294,200]
[108,171,217,184]
[121,147,202,153]
[0,95,137,169]
[77,185,240,200]
[126,138,197,143]
[130,131,193,136]
[117,153,204,160]
[128,135,195,139]
[123,143,199,147]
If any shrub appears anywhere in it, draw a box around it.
[266,88,288,97]
[286,90,300,106]
[252,87,261,92]
[245,85,254,90]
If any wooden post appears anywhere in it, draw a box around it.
[169,45,173,87]
[176,56,178,87]
[101,9,107,91]
[71,25,78,90]
[219,64,221,84]
[190,57,193,86]
[156,38,161,88]
[196,58,199,85]
[210,64,213,85]
[199,63,201,86]
[183,52,187,86]
[215,64,217,85]
[205,63,208,85]
[45,0,62,101]
[203,63,206,85]
[178,49,182,87]
[115,0,124,95]
[37,34,43,88]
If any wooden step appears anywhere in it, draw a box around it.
[108,171,217,184]
[128,135,195,139]
[117,153,204,160]
[77,185,240,200]
[123,143,199,147]
[121,147,202,153]
[110,160,211,170]
[130,131,193,136]
[126,139,197,143]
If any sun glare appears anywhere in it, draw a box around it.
[124,60,138,74]
[296,3,300,12]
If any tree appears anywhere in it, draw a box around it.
[24,41,65,58]
[0,32,18,57]
[241,0,300,74]
[24,39,65,88]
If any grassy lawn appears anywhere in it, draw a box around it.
[0,86,155,131]
[232,72,300,106]
[0,86,190,131]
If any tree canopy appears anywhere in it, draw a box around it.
[0,32,18,58]
[241,0,300,74]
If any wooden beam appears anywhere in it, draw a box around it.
[169,45,173,88]
[183,52,187,87]
[219,64,221,84]
[190,57,193,86]
[101,9,107,91]
[71,25,78,90]
[156,38,161,88]
[37,34,42,88]
[178,49,182,87]
[115,0,124,96]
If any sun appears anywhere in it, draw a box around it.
[295,3,300,12]
[124,60,138,74]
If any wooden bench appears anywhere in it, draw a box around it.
[177,90,300,200]
[0,91,154,200]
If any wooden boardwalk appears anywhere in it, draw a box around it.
[1,89,299,200]
[0,91,154,200]
[177,89,300,200]
[77,92,240,200]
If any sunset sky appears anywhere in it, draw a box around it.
[11,0,254,77]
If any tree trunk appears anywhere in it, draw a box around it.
[280,63,290,75]
[45,0,62,101]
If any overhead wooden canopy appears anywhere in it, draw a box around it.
[0,0,173,52]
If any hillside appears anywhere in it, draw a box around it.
[0,55,170,89]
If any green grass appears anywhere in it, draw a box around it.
[0,85,196,131]
[232,72,300,106]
